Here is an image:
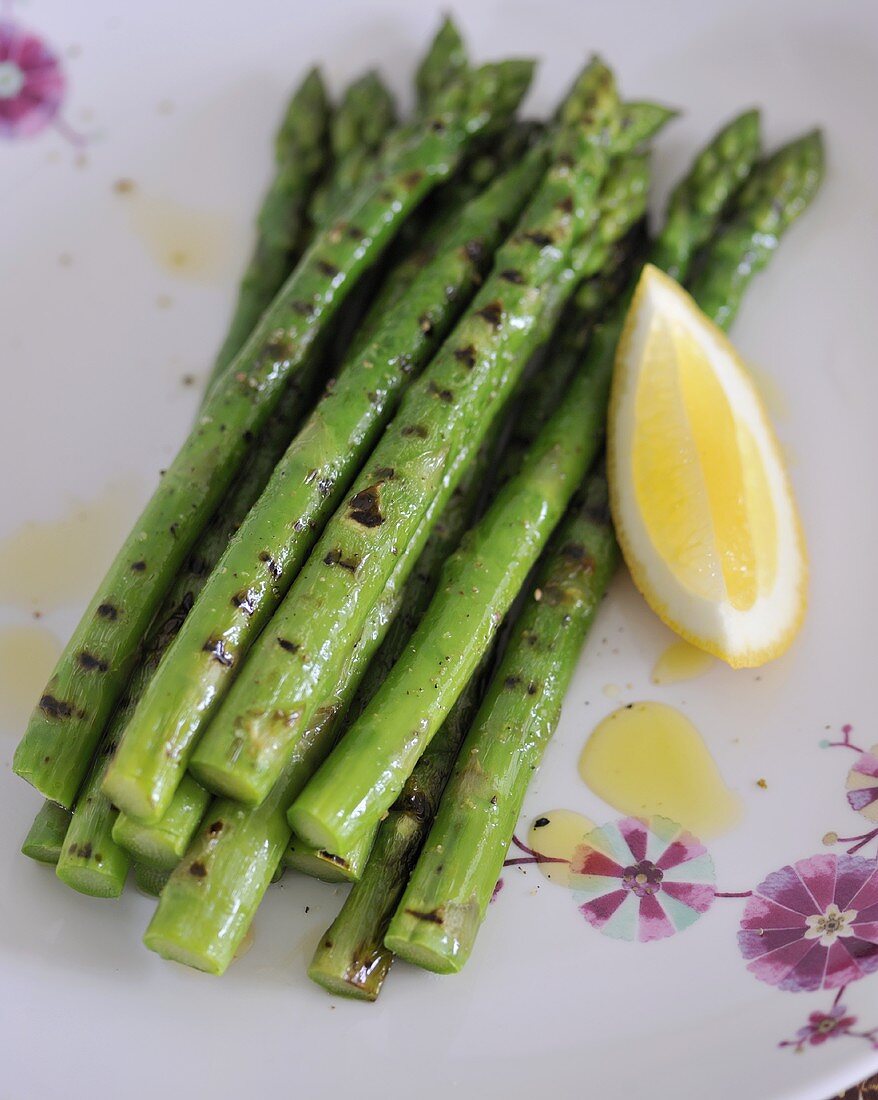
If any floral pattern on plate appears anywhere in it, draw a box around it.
[0,19,65,139]
[570,815,715,942]
[512,723,878,1055]
[738,853,878,992]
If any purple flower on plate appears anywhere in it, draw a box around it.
[569,816,715,942]
[792,1004,858,1048]
[739,853,878,992]
[846,747,878,821]
[0,20,66,139]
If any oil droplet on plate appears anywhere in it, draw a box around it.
[0,478,144,611]
[602,683,621,699]
[127,195,242,284]
[651,639,715,684]
[0,624,61,733]
[528,809,596,887]
[578,702,741,838]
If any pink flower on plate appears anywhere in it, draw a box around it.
[739,853,878,992]
[846,747,878,821]
[570,816,715,942]
[0,20,66,139]
[792,1004,857,1048]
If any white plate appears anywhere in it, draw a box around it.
[2,1,877,1097]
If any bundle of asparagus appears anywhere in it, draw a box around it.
[14,18,824,1001]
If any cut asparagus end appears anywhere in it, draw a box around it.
[21,801,71,864]
[383,928,462,975]
[112,775,210,871]
[285,803,344,855]
[307,953,390,1002]
[21,839,63,866]
[143,928,225,976]
[55,860,128,899]
[112,815,180,872]
[187,759,263,807]
[284,825,376,884]
[385,896,482,974]
[284,844,355,884]
[101,768,165,827]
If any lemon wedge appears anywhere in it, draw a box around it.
[607,264,806,668]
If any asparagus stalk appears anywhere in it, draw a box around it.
[283,152,651,849]
[20,801,71,865]
[143,452,475,973]
[49,85,407,892]
[105,146,548,825]
[189,59,623,807]
[385,473,618,971]
[303,275,606,989]
[207,69,331,392]
[284,395,511,883]
[310,19,468,302]
[288,325,614,853]
[349,121,543,359]
[304,224,639,984]
[306,210,647,977]
[686,129,825,328]
[53,385,311,896]
[309,71,397,229]
[14,60,534,810]
[648,108,760,281]
[385,124,825,975]
[48,67,493,879]
[112,775,211,872]
[309,668,487,999]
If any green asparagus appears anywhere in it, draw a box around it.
[50,86,417,891]
[346,121,543,361]
[106,146,548,825]
[308,668,487,999]
[208,69,331,391]
[55,752,132,897]
[14,60,534,810]
[300,107,748,949]
[384,124,825,975]
[53,385,314,896]
[686,129,825,328]
[189,59,622,807]
[113,775,211,872]
[284,399,511,883]
[309,71,397,228]
[62,74,402,877]
[415,18,468,111]
[304,295,600,990]
[385,473,618,971]
[50,69,417,887]
[288,331,613,853]
[616,101,678,153]
[144,457,469,973]
[281,155,651,849]
[648,108,760,280]
[20,802,71,865]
